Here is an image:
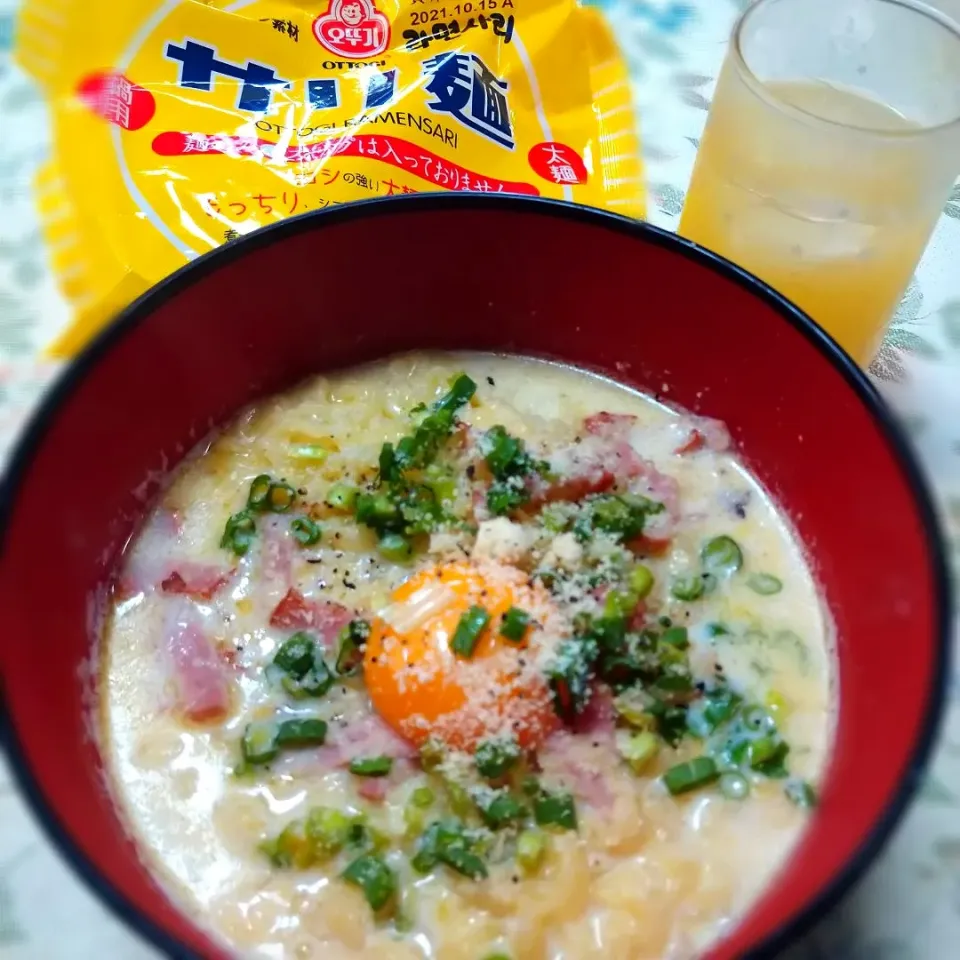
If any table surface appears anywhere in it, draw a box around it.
[1,1,959,958]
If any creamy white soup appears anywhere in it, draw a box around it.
[101,354,833,960]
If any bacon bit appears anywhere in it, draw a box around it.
[269,588,354,646]
[583,412,638,436]
[357,777,390,802]
[627,602,648,632]
[627,533,673,558]
[270,588,316,629]
[160,563,232,601]
[571,683,616,740]
[164,610,231,723]
[535,469,616,506]
[261,517,294,585]
[674,429,706,455]
[336,715,419,761]
[679,416,731,453]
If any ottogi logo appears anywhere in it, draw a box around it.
[313,0,391,60]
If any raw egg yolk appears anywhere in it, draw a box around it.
[364,562,559,752]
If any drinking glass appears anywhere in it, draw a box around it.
[678,0,960,364]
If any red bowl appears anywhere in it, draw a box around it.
[0,196,950,959]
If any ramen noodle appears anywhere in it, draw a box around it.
[102,354,833,959]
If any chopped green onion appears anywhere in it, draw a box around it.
[533,790,577,830]
[604,588,640,619]
[451,605,490,658]
[288,443,329,464]
[281,660,334,699]
[412,821,488,879]
[629,564,655,598]
[306,806,354,857]
[263,819,313,868]
[378,532,413,562]
[436,373,477,414]
[747,573,783,595]
[616,730,660,774]
[273,632,316,677]
[671,574,706,601]
[411,786,435,808]
[487,479,529,516]
[266,482,297,513]
[325,482,358,512]
[785,779,818,809]
[247,474,273,511]
[706,622,731,637]
[545,636,597,722]
[663,757,719,795]
[478,792,526,829]
[221,510,257,556]
[701,535,743,576]
[661,626,689,649]
[521,775,541,798]
[341,854,397,912]
[242,721,280,765]
[443,779,474,820]
[355,492,401,528]
[499,606,531,642]
[418,738,445,772]
[516,829,547,874]
[290,516,321,546]
[335,619,370,677]
[613,696,658,732]
[743,705,777,734]
[349,756,394,777]
[584,493,662,541]
[719,771,750,800]
[765,690,788,718]
[403,789,434,836]
[475,737,521,779]
[276,718,327,747]
[749,738,790,776]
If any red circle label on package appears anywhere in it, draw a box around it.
[313,0,391,60]
[77,73,156,131]
[528,142,589,186]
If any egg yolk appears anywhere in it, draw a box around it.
[364,562,560,752]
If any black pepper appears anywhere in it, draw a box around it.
[487,376,496,386]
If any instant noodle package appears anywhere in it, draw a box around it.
[16,0,645,356]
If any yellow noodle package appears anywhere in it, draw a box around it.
[17,0,645,356]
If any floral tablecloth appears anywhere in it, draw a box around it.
[1,1,959,957]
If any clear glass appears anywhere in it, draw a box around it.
[678,0,960,365]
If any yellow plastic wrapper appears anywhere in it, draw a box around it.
[17,0,645,357]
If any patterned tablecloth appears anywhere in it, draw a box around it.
[1,1,959,957]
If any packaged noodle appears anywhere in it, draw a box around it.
[16,0,645,357]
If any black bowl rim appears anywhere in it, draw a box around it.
[0,194,952,960]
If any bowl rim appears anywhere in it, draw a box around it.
[0,193,952,960]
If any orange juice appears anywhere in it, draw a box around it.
[680,80,943,364]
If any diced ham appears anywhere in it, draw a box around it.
[536,467,617,505]
[163,603,231,723]
[355,759,415,803]
[116,509,184,596]
[538,731,616,810]
[269,589,354,646]
[260,516,294,587]
[270,716,418,780]
[571,683,616,742]
[356,777,390,802]
[160,562,233,601]
[583,412,638,436]
[333,714,418,761]
[674,416,731,454]
[627,534,673,558]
